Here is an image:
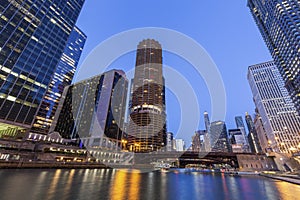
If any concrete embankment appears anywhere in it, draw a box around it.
[260,174,300,185]
[0,161,108,169]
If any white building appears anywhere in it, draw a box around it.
[248,61,300,154]
[174,139,185,152]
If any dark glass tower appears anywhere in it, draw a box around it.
[245,112,263,153]
[51,70,128,149]
[128,39,167,153]
[209,121,230,153]
[31,26,86,135]
[248,0,300,114]
[0,0,85,135]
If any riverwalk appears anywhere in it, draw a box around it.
[260,173,300,185]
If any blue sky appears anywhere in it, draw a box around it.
[75,1,272,144]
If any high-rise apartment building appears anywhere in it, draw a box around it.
[245,112,263,153]
[209,121,230,153]
[248,0,300,114]
[248,61,300,154]
[51,70,128,149]
[0,0,85,136]
[127,39,167,153]
[31,26,86,135]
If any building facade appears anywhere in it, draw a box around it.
[229,129,247,153]
[0,0,85,136]
[248,61,300,154]
[235,116,250,152]
[51,70,128,150]
[209,121,230,153]
[31,26,86,135]
[254,111,269,153]
[174,139,185,152]
[245,112,263,153]
[203,112,211,152]
[191,131,202,152]
[166,132,174,152]
[248,0,300,114]
[127,39,167,153]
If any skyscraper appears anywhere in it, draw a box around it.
[248,61,300,154]
[51,69,128,149]
[0,0,85,136]
[166,132,174,152]
[31,26,86,135]
[235,116,250,152]
[229,129,246,153]
[248,0,300,114]
[245,112,263,153]
[254,111,269,153]
[204,111,210,131]
[203,111,211,152]
[191,131,202,152]
[209,121,230,153]
[127,39,166,153]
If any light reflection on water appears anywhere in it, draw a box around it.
[0,169,299,200]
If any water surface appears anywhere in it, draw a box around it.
[0,169,299,200]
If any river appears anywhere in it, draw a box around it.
[0,169,299,200]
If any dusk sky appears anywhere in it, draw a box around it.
[75,1,272,144]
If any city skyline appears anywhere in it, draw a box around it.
[1,2,300,198]
[75,1,273,142]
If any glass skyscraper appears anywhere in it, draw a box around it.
[235,116,250,152]
[127,39,167,153]
[248,0,300,114]
[209,121,230,153]
[248,61,300,154]
[51,69,128,150]
[0,0,85,136]
[31,26,86,135]
[245,112,263,153]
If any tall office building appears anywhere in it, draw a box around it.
[235,116,250,152]
[209,121,230,153]
[248,0,300,114]
[248,61,300,154]
[31,26,86,135]
[235,116,246,130]
[127,39,167,153]
[166,132,174,152]
[254,111,269,153]
[204,111,210,131]
[203,111,211,152]
[51,70,128,149]
[174,139,185,152]
[0,0,85,136]
[191,131,202,152]
[229,129,247,153]
[245,112,263,153]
